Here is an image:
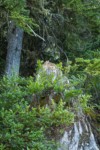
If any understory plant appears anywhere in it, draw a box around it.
[0,59,94,149]
[0,75,74,150]
[70,51,100,136]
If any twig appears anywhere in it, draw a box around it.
[26,24,45,41]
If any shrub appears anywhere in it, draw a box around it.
[0,76,74,149]
[0,60,93,149]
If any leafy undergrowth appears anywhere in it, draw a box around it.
[0,58,98,149]
[0,75,75,150]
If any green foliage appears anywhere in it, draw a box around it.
[0,0,100,145]
[0,0,100,74]
[0,75,75,149]
[0,101,57,150]
[79,94,92,111]
[70,51,100,117]
[50,100,74,126]
[0,76,28,109]
[67,50,100,136]
[0,60,92,148]
[0,0,38,33]
[73,56,100,100]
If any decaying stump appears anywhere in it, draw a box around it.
[30,61,68,109]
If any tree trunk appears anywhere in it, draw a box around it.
[5,21,23,77]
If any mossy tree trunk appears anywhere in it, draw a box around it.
[5,21,23,77]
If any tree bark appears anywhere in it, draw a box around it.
[5,21,23,77]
